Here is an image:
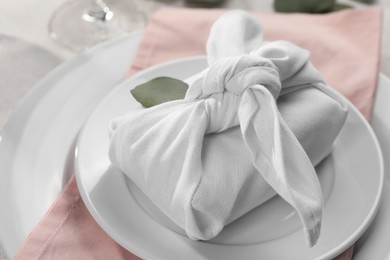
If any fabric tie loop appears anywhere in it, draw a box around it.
[185,55,281,133]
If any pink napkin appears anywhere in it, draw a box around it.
[130,7,382,120]
[14,7,382,260]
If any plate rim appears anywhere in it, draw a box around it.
[0,32,142,258]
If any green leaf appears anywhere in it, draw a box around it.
[352,0,374,3]
[331,3,353,11]
[130,77,188,108]
[274,0,313,13]
[274,0,335,13]
[313,0,336,12]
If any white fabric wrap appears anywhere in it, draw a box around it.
[109,11,348,247]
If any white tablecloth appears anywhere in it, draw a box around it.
[0,0,389,258]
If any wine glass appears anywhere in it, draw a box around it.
[48,0,147,51]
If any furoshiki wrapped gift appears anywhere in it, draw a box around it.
[108,10,348,247]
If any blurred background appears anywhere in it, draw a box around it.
[1,0,388,60]
[0,0,389,129]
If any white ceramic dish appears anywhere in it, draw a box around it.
[354,75,390,260]
[0,33,141,257]
[0,33,389,259]
[75,57,383,260]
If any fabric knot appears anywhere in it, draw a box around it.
[186,55,281,99]
[185,55,281,133]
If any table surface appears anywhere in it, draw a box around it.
[0,0,389,259]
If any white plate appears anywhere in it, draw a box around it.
[75,57,383,260]
[0,33,389,259]
[354,75,390,260]
[0,33,141,258]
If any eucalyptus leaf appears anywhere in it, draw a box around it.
[331,3,353,11]
[314,0,336,12]
[274,0,335,13]
[130,76,188,108]
[352,0,374,3]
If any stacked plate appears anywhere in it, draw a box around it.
[0,33,388,259]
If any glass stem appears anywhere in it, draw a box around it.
[82,0,113,23]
